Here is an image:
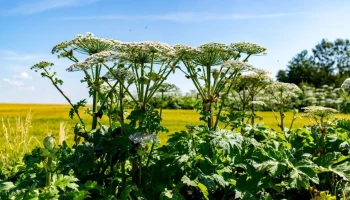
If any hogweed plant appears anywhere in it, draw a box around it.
[31,61,87,133]
[53,32,119,130]
[175,42,266,130]
[232,69,272,125]
[266,82,302,131]
[155,83,180,117]
[4,32,349,199]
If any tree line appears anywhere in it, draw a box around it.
[277,39,350,87]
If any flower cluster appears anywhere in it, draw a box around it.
[31,61,54,70]
[115,41,175,64]
[156,83,180,93]
[52,32,119,58]
[266,82,302,105]
[173,44,200,60]
[104,67,135,83]
[230,42,267,55]
[237,70,272,85]
[222,60,255,72]
[67,51,121,72]
[301,85,343,108]
[193,43,231,66]
[129,132,158,147]
[341,78,350,93]
[302,106,338,119]
[249,101,267,107]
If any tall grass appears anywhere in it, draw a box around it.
[0,112,40,169]
[0,112,68,174]
[1,104,350,164]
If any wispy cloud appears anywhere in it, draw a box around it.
[14,72,32,79]
[55,12,309,22]
[3,78,24,86]
[0,50,44,61]
[5,0,99,15]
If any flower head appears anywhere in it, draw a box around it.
[115,41,175,64]
[173,44,199,60]
[103,67,135,83]
[266,82,302,105]
[249,101,266,107]
[341,78,350,93]
[31,61,54,70]
[222,60,255,72]
[231,42,267,55]
[52,32,119,58]
[43,136,56,151]
[67,51,121,72]
[129,132,157,147]
[193,42,231,66]
[302,106,338,119]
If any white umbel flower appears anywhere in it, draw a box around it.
[222,60,254,72]
[341,78,350,93]
[230,42,267,55]
[67,51,121,72]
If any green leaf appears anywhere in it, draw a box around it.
[197,182,209,200]
[211,174,229,187]
[54,175,79,192]
[0,181,15,191]
[85,180,101,191]
[288,160,319,189]
[162,189,173,198]
[181,175,197,187]
[73,190,90,200]
[330,161,350,181]
[119,185,136,200]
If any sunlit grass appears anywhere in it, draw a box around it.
[1,104,350,167]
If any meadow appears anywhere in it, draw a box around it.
[2,103,350,148]
[2,35,350,199]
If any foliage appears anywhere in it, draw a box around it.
[2,33,350,199]
[277,39,350,87]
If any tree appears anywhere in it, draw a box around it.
[277,39,350,87]
[276,70,288,83]
[313,39,350,76]
[277,50,319,86]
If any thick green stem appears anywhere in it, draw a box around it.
[138,155,142,187]
[280,106,284,131]
[206,65,213,129]
[104,64,137,103]
[121,161,126,188]
[42,69,87,133]
[241,89,247,123]
[146,92,164,167]
[140,63,145,107]
[91,65,100,130]
[46,157,52,186]
[251,104,255,125]
[119,85,124,125]
[213,83,235,131]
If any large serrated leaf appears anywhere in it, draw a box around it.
[197,182,209,200]
[330,161,350,181]
[212,174,229,187]
[0,181,15,191]
[181,175,197,187]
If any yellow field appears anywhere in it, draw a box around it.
[0,104,350,155]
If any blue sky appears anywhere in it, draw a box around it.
[0,0,350,103]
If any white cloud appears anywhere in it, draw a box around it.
[0,50,44,61]
[14,72,31,79]
[3,78,24,86]
[18,86,36,91]
[55,12,309,22]
[5,0,99,15]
